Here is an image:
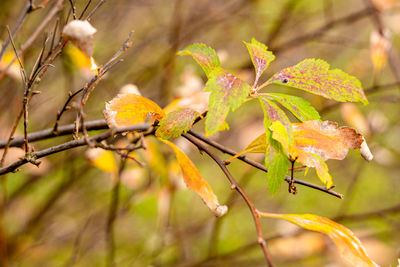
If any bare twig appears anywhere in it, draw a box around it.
[0,119,108,149]
[68,0,77,20]
[53,88,84,134]
[0,0,64,80]
[86,0,107,21]
[181,133,276,267]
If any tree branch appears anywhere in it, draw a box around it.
[181,133,276,267]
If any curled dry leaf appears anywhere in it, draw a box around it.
[62,20,97,57]
[161,139,228,217]
[258,212,379,266]
[103,94,165,128]
[292,120,372,162]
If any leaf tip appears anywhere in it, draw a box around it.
[360,137,373,161]
[214,205,228,217]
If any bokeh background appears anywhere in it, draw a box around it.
[0,0,400,266]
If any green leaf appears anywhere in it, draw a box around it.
[267,59,368,104]
[267,150,289,195]
[178,43,220,78]
[205,69,251,136]
[266,93,320,121]
[155,108,199,139]
[244,38,275,81]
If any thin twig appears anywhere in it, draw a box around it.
[53,88,84,134]
[86,0,107,21]
[79,0,92,20]
[68,0,77,20]
[181,133,276,267]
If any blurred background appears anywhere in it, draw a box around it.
[0,0,400,266]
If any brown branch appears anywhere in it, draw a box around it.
[181,133,276,267]
[0,119,108,148]
[187,130,343,199]
[0,123,150,176]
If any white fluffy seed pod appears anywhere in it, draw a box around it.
[62,20,97,57]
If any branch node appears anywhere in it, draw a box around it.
[230,184,236,190]
[257,237,266,246]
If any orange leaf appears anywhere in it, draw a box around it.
[258,212,379,266]
[292,120,372,161]
[161,139,227,217]
[104,94,165,128]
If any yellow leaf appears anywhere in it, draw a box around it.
[160,139,227,217]
[258,212,379,267]
[86,148,117,173]
[226,132,267,162]
[103,94,165,128]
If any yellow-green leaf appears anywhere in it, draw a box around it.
[270,120,293,155]
[268,59,368,105]
[156,108,199,140]
[258,212,379,267]
[205,69,251,136]
[161,139,227,217]
[226,133,267,162]
[244,38,275,81]
[178,43,220,78]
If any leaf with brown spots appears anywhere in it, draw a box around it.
[103,94,165,128]
[156,108,199,139]
[161,139,228,217]
[267,59,368,104]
